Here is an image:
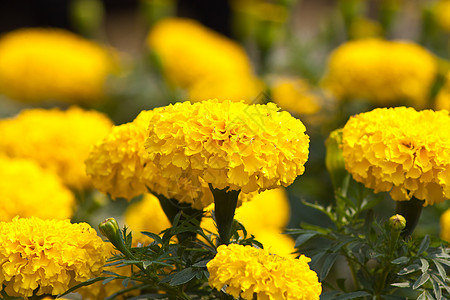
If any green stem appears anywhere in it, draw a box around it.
[395,197,424,238]
[209,185,240,245]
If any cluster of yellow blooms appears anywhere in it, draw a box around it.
[0,217,105,298]
[0,28,118,104]
[147,18,261,102]
[145,99,310,194]
[207,244,322,299]
[342,107,450,205]
[0,106,113,189]
[322,38,437,108]
[0,156,74,221]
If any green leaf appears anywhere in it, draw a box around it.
[431,274,450,294]
[398,263,421,275]
[192,259,211,268]
[320,253,338,281]
[140,231,163,244]
[432,259,447,280]
[295,233,317,248]
[413,273,430,289]
[336,278,347,292]
[417,235,431,256]
[392,256,409,264]
[319,291,340,300]
[332,291,372,300]
[170,267,197,286]
[435,258,450,268]
[59,277,110,297]
[102,277,116,285]
[431,277,442,300]
[420,258,430,273]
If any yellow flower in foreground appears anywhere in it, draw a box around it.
[0,106,113,189]
[85,109,213,208]
[0,217,105,298]
[342,107,450,205]
[434,0,450,32]
[147,18,253,89]
[0,156,74,221]
[207,244,321,299]
[0,28,118,104]
[145,100,310,194]
[270,77,321,115]
[440,209,450,242]
[322,38,437,108]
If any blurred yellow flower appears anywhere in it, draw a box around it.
[270,77,321,115]
[0,28,118,104]
[85,109,213,209]
[147,18,254,89]
[440,209,450,242]
[0,156,74,221]
[435,71,450,111]
[0,217,105,298]
[322,38,437,108]
[207,244,321,299]
[0,106,113,189]
[342,107,450,206]
[145,99,310,194]
[434,0,450,32]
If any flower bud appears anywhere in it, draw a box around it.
[389,214,406,231]
[99,218,136,259]
[325,128,348,191]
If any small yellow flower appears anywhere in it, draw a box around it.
[322,38,437,108]
[0,156,74,221]
[144,99,310,194]
[0,217,105,298]
[0,106,113,189]
[207,244,321,299]
[440,209,450,242]
[342,107,450,206]
[147,18,253,89]
[0,28,118,104]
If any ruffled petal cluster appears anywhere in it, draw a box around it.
[342,107,450,205]
[85,110,213,208]
[0,156,74,221]
[322,38,437,107]
[0,217,106,298]
[0,28,118,104]
[207,244,321,299]
[0,106,113,189]
[144,99,310,194]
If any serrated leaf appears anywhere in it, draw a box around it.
[420,258,429,273]
[432,259,447,280]
[417,235,430,256]
[392,256,408,264]
[170,267,197,286]
[332,291,371,300]
[319,253,338,281]
[413,273,430,289]
[295,233,317,248]
[398,263,420,275]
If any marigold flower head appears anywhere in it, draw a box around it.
[270,77,321,115]
[342,107,450,206]
[147,18,253,89]
[85,109,213,208]
[0,156,74,221]
[145,99,310,194]
[0,217,106,298]
[434,0,450,32]
[440,208,450,242]
[0,106,113,189]
[0,27,118,104]
[322,38,437,108]
[207,244,321,299]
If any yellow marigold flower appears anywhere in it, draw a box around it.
[207,244,321,299]
[440,209,450,242]
[0,156,74,221]
[0,106,113,189]
[0,28,118,104]
[342,107,450,206]
[270,77,322,115]
[0,217,106,298]
[85,110,213,208]
[147,18,253,89]
[322,38,437,108]
[434,0,450,32]
[145,99,310,194]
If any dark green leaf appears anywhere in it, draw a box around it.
[320,253,338,281]
[192,259,211,268]
[417,235,431,256]
[432,259,447,280]
[295,233,317,248]
[102,277,116,285]
[413,273,430,289]
[431,274,450,294]
[170,267,197,286]
[319,291,340,300]
[360,196,383,211]
[140,231,163,244]
[435,258,450,268]
[392,256,408,264]
[332,291,372,300]
[398,264,420,275]
[431,277,442,300]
